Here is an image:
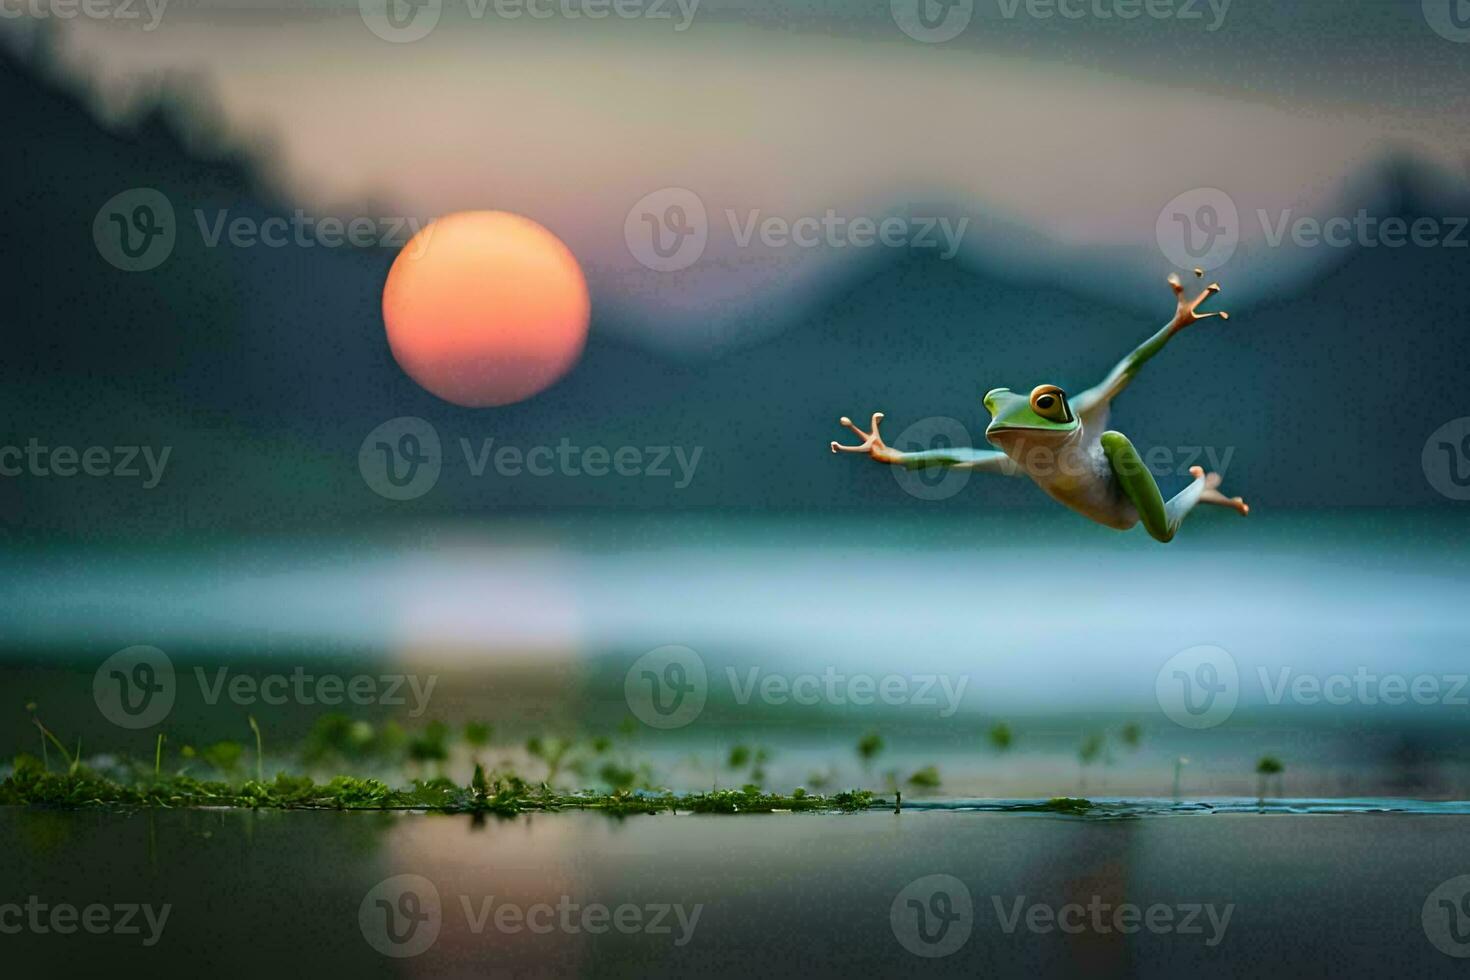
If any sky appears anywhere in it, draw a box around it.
[7,1,1470,352]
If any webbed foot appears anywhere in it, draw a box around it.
[1168,269,1230,332]
[830,412,900,463]
[1189,465,1249,516]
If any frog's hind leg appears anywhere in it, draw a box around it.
[1100,431,1232,543]
[1191,466,1250,516]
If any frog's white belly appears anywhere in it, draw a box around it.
[1003,432,1140,530]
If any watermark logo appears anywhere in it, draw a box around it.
[360,874,442,958]
[359,417,443,501]
[93,646,175,730]
[1424,417,1470,501]
[359,0,442,41]
[1424,0,1470,43]
[891,0,972,43]
[891,874,973,958]
[1156,188,1238,272]
[1155,644,1238,729]
[889,416,977,501]
[625,187,707,272]
[1425,875,1470,956]
[624,645,707,729]
[93,188,175,272]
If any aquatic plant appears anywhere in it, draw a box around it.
[27,704,80,777]
[1078,732,1106,790]
[248,715,264,783]
[725,744,771,788]
[1119,722,1142,749]
[906,765,941,790]
[464,722,492,752]
[199,741,245,776]
[987,722,1014,751]
[526,735,576,785]
[856,730,884,774]
[408,721,451,774]
[805,766,836,791]
[1255,755,1284,804]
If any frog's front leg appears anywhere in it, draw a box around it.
[1100,431,1248,543]
[1073,271,1230,420]
[830,411,1018,474]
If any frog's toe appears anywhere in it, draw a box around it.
[831,412,886,453]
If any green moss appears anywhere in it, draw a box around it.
[0,759,886,817]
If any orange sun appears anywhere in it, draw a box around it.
[382,211,590,408]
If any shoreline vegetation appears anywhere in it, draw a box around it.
[0,758,1099,817]
[5,707,1101,816]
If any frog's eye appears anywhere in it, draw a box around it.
[1029,384,1073,423]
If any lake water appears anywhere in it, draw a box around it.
[5,806,1470,977]
[3,510,1469,798]
[4,510,1470,974]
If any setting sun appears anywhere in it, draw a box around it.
[382,211,590,408]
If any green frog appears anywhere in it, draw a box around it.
[831,271,1249,542]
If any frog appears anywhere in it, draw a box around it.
[830,271,1249,542]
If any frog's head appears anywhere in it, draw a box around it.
[983,384,1080,451]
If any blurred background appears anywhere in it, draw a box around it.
[2,0,1469,800]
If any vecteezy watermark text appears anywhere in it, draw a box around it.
[358,875,701,958]
[889,875,1232,958]
[358,0,699,44]
[93,188,432,273]
[1155,644,1470,730]
[0,897,171,947]
[727,666,969,718]
[0,439,171,488]
[1157,187,1470,271]
[891,0,1230,44]
[93,646,438,729]
[624,188,970,272]
[196,666,437,716]
[623,646,970,729]
[359,417,703,501]
[0,0,167,30]
[990,894,1233,945]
